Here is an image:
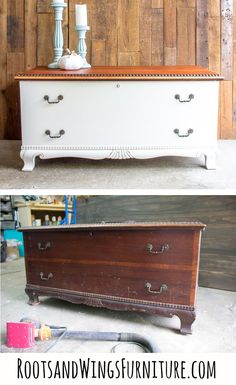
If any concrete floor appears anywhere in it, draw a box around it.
[0,140,236,189]
[1,258,236,353]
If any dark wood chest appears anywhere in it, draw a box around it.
[20,222,205,334]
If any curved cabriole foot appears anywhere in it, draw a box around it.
[174,310,196,334]
[20,150,37,171]
[204,151,217,170]
[25,288,40,306]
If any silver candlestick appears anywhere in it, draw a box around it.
[48,1,67,69]
[75,25,91,68]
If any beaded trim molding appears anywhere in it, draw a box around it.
[27,284,195,311]
[21,145,211,151]
[21,221,204,230]
[15,72,223,80]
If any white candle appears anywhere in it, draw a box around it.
[52,0,64,3]
[75,4,87,26]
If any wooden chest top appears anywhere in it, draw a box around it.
[20,221,206,232]
[15,66,223,81]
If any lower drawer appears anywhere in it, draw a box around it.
[21,125,215,149]
[26,260,194,306]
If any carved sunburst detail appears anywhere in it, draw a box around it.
[107,150,135,159]
[84,298,103,307]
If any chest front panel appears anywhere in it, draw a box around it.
[20,80,218,148]
[23,226,202,307]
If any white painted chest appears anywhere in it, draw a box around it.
[15,66,222,171]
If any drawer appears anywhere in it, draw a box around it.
[20,80,218,148]
[26,260,194,306]
[24,229,197,267]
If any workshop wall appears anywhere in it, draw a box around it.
[77,195,236,292]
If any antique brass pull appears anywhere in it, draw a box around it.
[38,242,51,251]
[40,272,53,280]
[174,128,193,137]
[146,243,169,254]
[145,282,168,294]
[45,129,65,139]
[44,95,63,104]
[175,94,194,103]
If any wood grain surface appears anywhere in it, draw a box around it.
[15,65,222,80]
[26,259,194,305]
[76,195,236,292]
[22,222,203,309]
[1,0,236,139]
[21,227,202,269]
[196,0,209,67]
[234,0,236,134]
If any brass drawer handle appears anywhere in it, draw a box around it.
[44,95,63,104]
[175,94,194,103]
[38,242,51,251]
[174,128,193,137]
[146,243,169,254]
[45,129,65,139]
[145,282,168,294]
[40,272,53,280]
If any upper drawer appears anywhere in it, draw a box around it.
[20,80,219,147]
[24,228,199,268]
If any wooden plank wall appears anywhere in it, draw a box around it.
[0,0,236,139]
[76,195,236,292]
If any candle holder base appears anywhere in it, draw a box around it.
[76,25,91,69]
[48,62,60,69]
[81,61,91,69]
